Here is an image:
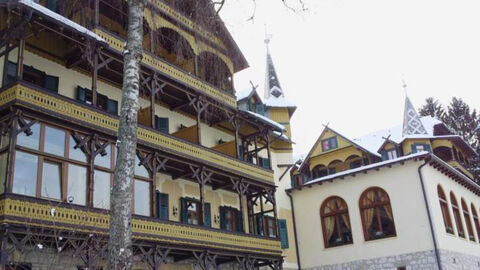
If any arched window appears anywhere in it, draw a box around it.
[327,160,343,175]
[320,196,353,248]
[450,192,465,238]
[461,199,474,241]
[437,185,453,234]
[312,164,328,179]
[359,187,396,240]
[471,204,480,242]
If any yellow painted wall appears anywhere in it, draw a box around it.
[401,139,431,155]
[311,130,353,157]
[309,146,364,172]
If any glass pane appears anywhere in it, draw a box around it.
[94,170,111,209]
[135,155,149,178]
[69,136,87,162]
[41,161,62,200]
[0,153,7,194]
[67,164,87,205]
[94,144,111,168]
[44,126,65,157]
[13,151,38,196]
[16,122,40,150]
[0,133,9,148]
[134,179,151,216]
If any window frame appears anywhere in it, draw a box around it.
[450,192,465,238]
[320,196,353,248]
[437,185,454,234]
[321,137,338,152]
[471,204,480,242]
[359,187,397,241]
[461,198,475,241]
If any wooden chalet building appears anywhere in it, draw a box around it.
[0,0,286,269]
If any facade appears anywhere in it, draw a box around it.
[288,97,480,269]
[237,38,298,270]
[0,1,289,269]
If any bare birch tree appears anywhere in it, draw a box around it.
[107,0,146,269]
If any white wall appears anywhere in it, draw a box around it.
[422,165,480,257]
[290,160,434,268]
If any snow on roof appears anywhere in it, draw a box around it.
[236,87,254,101]
[19,0,105,43]
[305,151,429,186]
[264,95,296,108]
[352,116,442,155]
[243,110,285,131]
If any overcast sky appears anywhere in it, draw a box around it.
[220,0,480,157]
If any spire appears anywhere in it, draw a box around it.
[264,31,283,99]
[402,84,428,136]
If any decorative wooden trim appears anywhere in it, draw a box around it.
[0,84,274,184]
[0,196,282,256]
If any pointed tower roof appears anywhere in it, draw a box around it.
[263,34,296,116]
[402,95,428,136]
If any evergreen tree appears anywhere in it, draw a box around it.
[418,97,445,120]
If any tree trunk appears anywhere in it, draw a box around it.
[108,0,145,269]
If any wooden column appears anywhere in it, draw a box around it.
[5,118,18,193]
[1,42,10,86]
[88,136,96,207]
[266,133,272,169]
[94,0,100,26]
[16,38,25,79]
[194,55,199,76]
[92,50,98,106]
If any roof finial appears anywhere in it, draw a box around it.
[401,74,408,97]
[264,24,272,50]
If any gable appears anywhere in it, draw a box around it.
[310,129,353,157]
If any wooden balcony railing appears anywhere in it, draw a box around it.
[93,28,237,108]
[0,83,274,184]
[0,194,282,256]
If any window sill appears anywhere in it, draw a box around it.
[323,242,353,250]
[364,234,397,243]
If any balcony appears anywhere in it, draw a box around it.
[0,194,282,257]
[0,83,274,184]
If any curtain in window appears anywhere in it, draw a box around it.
[323,216,335,241]
[383,204,393,222]
[363,191,376,231]
[341,213,351,230]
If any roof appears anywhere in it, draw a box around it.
[287,152,480,196]
[239,109,285,132]
[264,95,296,108]
[18,0,106,43]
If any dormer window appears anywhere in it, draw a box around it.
[387,149,397,160]
[321,137,338,152]
[411,143,431,154]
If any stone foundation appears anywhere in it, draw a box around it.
[304,249,480,270]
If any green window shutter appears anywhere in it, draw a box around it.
[204,203,211,227]
[5,62,17,86]
[290,174,295,188]
[247,101,252,111]
[238,145,244,160]
[106,99,118,115]
[260,158,270,169]
[380,150,388,161]
[236,209,244,232]
[278,219,289,249]
[180,198,188,223]
[156,192,169,220]
[219,206,227,230]
[155,116,169,134]
[255,215,264,236]
[76,86,86,102]
[43,75,59,92]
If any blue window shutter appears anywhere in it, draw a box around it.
[107,99,118,115]
[155,116,169,134]
[255,215,264,236]
[425,144,432,153]
[180,198,188,223]
[236,209,244,232]
[43,75,59,92]
[219,206,227,230]
[290,174,295,188]
[411,144,417,154]
[278,219,289,249]
[5,62,17,85]
[381,150,388,161]
[204,203,211,227]
[47,0,57,11]
[156,192,169,220]
[247,101,252,111]
[330,137,338,149]
[76,86,86,102]
[257,104,265,115]
[238,145,244,160]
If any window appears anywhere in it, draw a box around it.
[181,198,200,225]
[471,204,480,242]
[16,122,40,150]
[154,116,169,134]
[4,61,58,92]
[320,196,353,247]
[40,161,62,200]
[411,143,431,154]
[278,219,289,249]
[12,151,38,197]
[220,206,242,232]
[360,187,396,241]
[76,86,118,115]
[67,164,87,205]
[259,157,270,169]
[265,216,277,238]
[312,165,328,179]
[387,149,397,160]
[450,192,465,238]
[461,199,475,241]
[321,137,338,152]
[93,170,111,209]
[94,144,112,168]
[44,126,66,157]
[134,179,151,216]
[156,192,169,220]
[437,186,453,234]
